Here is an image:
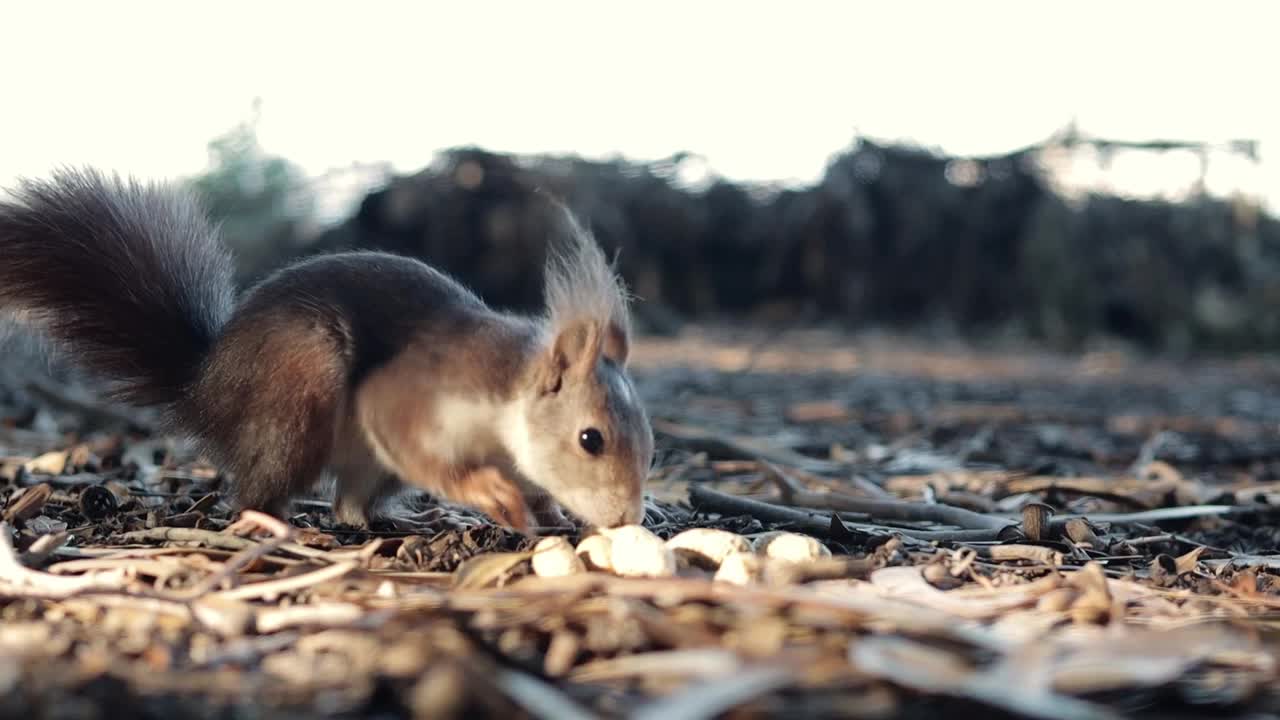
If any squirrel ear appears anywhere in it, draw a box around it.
[538,319,602,393]
[602,321,630,367]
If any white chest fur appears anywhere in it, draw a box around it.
[427,394,532,471]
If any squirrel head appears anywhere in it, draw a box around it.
[518,207,653,528]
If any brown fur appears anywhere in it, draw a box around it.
[189,305,348,516]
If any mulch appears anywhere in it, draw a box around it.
[3,326,1280,719]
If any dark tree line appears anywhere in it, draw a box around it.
[289,141,1279,353]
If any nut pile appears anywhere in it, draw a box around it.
[530,525,831,584]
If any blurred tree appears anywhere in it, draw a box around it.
[186,99,316,283]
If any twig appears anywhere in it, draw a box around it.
[177,536,291,598]
[46,557,189,578]
[653,419,847,474]
[209,560,358,601]
[158,510,314,598]
[18,473,113,488]
[971,544,1063,565]
[765,461,1264,536]
[851,474,896,500]
[689,485,1005,543]
[1206,556,1280,571]
[1122,534,1177,547]
[688,485,847,537]
[630,665,796,720]
[225,509,295,539]
[495,669,599,720]
[20,530,69,567]
[117,527,259,551]
[571,648,741,683]
[255,602,365,632]
[1059,505,1258,525]
[0,522,129,598]
[60,592,194,620]
[763,461,1009,530]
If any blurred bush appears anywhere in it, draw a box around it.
[203,134,1280,354]
[185,104,316,285]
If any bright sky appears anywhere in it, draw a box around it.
[2,1,1277,212]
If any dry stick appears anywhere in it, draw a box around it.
[47,557,188,580]
[209,560,359,602]
[20,530,68,567]
[255,602,365,633]
[16,473,109,488]
[175,509,310,597]
[974,545,1063,565]
[769,461,1266,532]
[1054,505,1253,526]
[1116,534,1176,547]
[1,523,340,635]
[653,419,847,474]
[117,528,259,551]
[851,473,897,500]
[0,522,129,598]
[225,509,295,539]
[688,485,1005,543]
[571,648,742,683]
[177,536,291,599]
[631,665,797,720]
[494,669,599,720]
[1206,556,1280,571]
[762,461,1010,531]
[60,593,194,621]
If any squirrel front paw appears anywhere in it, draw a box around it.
[455,466,531,533]
[526,491,572,529]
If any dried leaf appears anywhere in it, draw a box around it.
[1063,518,1102,547]
[3,483,52,522]
[24,451,68,475]
[1174,546,1207,575]
[868,566,1058,620]
[452,551,531,589]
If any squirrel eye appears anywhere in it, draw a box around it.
[578,428,604,456]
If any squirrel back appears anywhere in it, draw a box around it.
[0,167,236,409]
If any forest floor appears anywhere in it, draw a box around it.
[3,325,1280,719]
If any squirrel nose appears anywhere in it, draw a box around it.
[620,496,644,526]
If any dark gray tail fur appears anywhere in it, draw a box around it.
[0,167,236,410]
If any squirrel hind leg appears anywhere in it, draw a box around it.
[333,469,401,527]
[194,315,349,521]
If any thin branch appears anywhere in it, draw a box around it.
[209,560,358,602]
[689,485,1006,543]
[653,419,847,474]
[763,461,1009,530]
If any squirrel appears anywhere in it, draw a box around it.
[0,167,654,533]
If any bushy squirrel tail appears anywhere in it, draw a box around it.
[0,167,237,409]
